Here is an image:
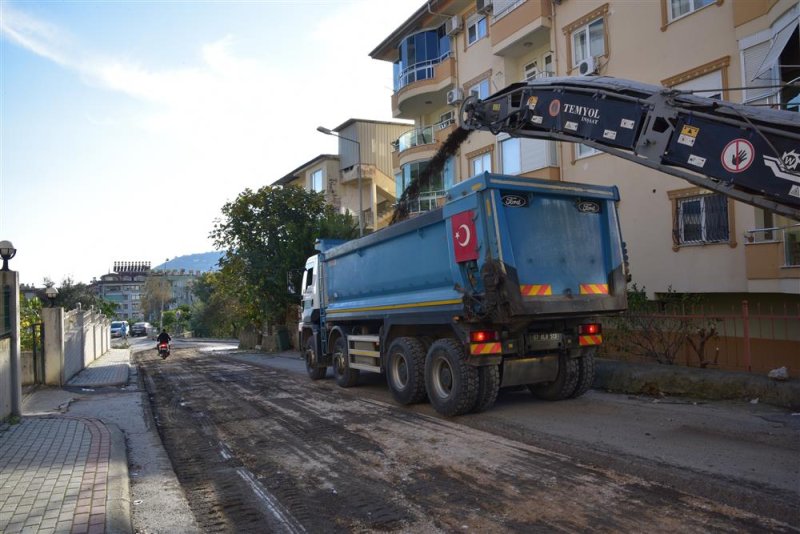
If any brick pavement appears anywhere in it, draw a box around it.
[0,417,111,534]
[67,350,129,388]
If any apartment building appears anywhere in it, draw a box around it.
[92,261,150,320]
[275,119,411,231]
[370,0,799,301]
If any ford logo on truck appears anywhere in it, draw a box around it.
[576,200,601,213]
[502,194,527,207]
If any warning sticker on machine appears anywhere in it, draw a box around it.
[688,154,706,168]
[603,129,617,140]
[721,138,755,173]
[620,118,635,129]
[527,96,539,110]
[531,115,543,124]
[565,121,579,131]
[677,125,700,147]
[791,185,800,199]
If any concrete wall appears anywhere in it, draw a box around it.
[43,307,110,386]
[0,337,10,420]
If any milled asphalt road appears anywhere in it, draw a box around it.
[8,337,799,531]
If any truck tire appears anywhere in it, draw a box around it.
[332,336,359,388]
[528,353,578,401]
[425,339,478,417]
[386,337,427,405]
[471,364,500,413]
[304,336,326,380]
[569,350,596,399]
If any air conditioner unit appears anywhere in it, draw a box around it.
[446,88,464,106]
[476,0,493,15]
[577,56,598,76]
[445,15,462,36]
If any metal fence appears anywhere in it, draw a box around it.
[606,300,800,374]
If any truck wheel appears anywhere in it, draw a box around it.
[386,337,427,405]
[569,350,596,399]
[304,336,326,380]
[528,354,579,401]
[425,339,478,417]
[471,364,500,413]
[332,337,359,388]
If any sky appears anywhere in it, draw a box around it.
[0,0,421,286]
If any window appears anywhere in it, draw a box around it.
[501,136,557,173]
[310,169,324,193]
[669,0,715,22]
[501,138,521,174]
[468,79,490,99]
[576,143,599,159]
[396,159,449,213]
[572,18,604,66]
[523,61,539,81]
[676,193,729,244]
[470,152,492,176]
[467,14,487,46]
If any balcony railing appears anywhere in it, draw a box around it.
[745,223,800,267]
[395,119,455,153]
[395,51,452,91]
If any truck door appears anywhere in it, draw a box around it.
[300,255,320,325]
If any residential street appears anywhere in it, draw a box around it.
[134,343,800,533]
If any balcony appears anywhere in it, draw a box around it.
[392,55,456,118]
[490,0,552,58]
[744,224,800,293]
[393,120,457,169]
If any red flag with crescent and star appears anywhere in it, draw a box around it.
[452,210,478,263]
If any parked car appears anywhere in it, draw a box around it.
[110,321,129,338]
[131,322,152,337]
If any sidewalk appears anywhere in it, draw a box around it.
[0,350,132,534]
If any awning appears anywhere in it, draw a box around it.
[752,16,799,81]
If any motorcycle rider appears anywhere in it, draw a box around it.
[156,329,171,351]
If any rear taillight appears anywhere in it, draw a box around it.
[470,330,499,343]
[578,323,601,335]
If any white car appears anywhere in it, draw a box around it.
[110,321,128,338]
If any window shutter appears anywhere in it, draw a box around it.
[743,40,773,102]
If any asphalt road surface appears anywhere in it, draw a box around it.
[135,345,799,533]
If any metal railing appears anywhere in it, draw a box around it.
[745,223,800,267]
[395,119,454,153]
[395,51,452,91]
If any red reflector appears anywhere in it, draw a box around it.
[579,323,601,335]
[470,330,498,343]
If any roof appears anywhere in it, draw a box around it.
[369,0,462,60]
[332,118,413,132]
[273,154,339,185]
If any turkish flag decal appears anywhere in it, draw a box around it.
[452,210,478,263]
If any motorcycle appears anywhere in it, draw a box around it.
[158,341,170,359]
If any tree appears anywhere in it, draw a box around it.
[140,274,172,326]
[190,271,247,338]
[211,185,357,328]
[19,293,42,351]
[44,277,117,317]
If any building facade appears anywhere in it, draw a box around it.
[370,0,799,300]
[93,261,150,321]
[276,119,412,231]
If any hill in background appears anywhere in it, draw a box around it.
[153,251,223,273]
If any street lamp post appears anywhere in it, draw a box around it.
[0,241,17,271]
[317,126,364,237]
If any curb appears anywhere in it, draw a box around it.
[106,421,132,534]
[594,358,800,409]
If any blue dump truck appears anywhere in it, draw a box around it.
[299,172,628,416]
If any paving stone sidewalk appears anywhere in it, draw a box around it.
[0,350,131,534]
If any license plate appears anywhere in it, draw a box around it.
[529,333,560,341]
[527,332,562,351]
